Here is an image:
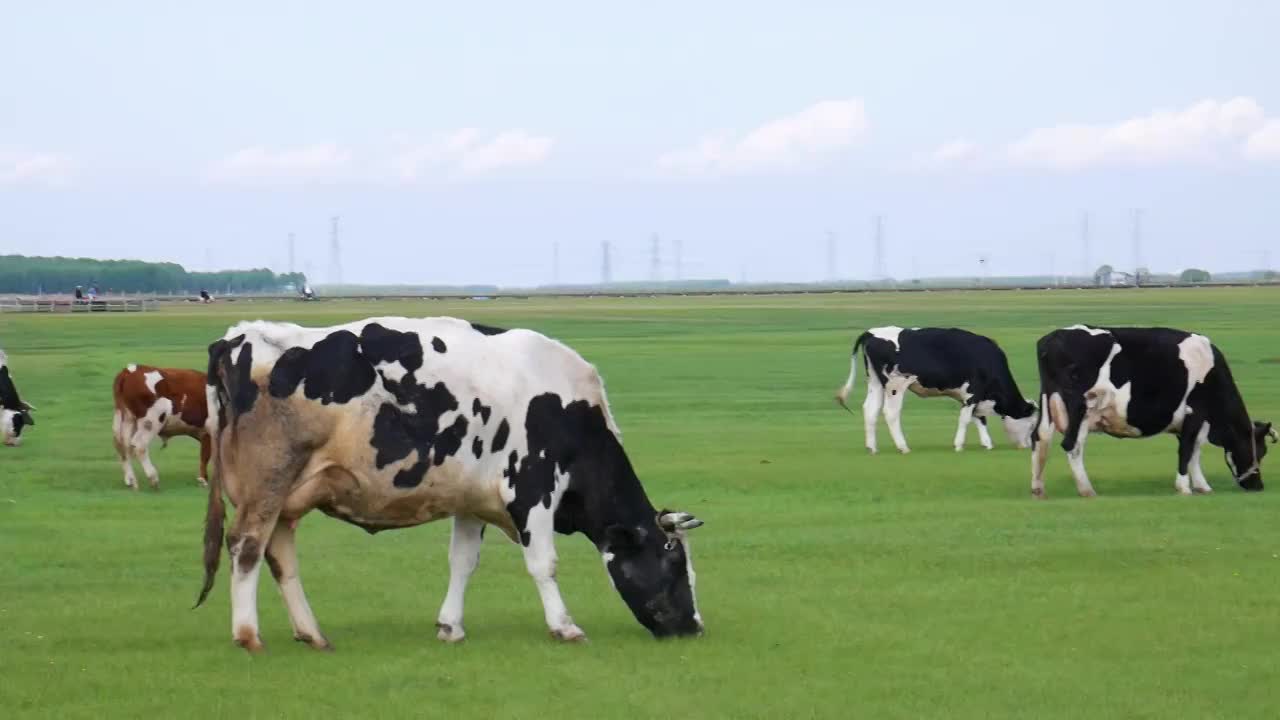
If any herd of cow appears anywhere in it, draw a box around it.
[0,316,1275,653]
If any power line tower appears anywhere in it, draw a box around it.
[288,232,296,274]
[825,230,838,281]
[1131,208,1143,285]
[649,233,661,282]
[1080,211,1089,279]
[674,238,683,281]
[552,242,560,285]
[328,216,342,285]
[601,241,612,284]
[872,215,886,281]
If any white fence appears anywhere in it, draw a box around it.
[0,298,158,313]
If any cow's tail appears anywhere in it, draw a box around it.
[835,332,870,414]
[194,339,232,609]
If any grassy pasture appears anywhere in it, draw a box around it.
[2,287,1279,719]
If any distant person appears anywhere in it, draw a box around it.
[74,286,85,302]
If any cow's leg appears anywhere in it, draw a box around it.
[954,403,975,451]
[974,414,995,450]
[227,498,283,653]
[265,521,329,650]
[1189,423,1212,494]
[882,376,912,454]
[1031,393,1054,498]
[197,434,211,487]
[113,410,138,489]
[862,370,885,454]
[519,504,584,642]
[129,422,161,490]
[1176,418,1209,495]
[1062,418,1095,498]
[436,514,485,643]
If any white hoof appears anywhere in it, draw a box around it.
[436,622,466,643]
[550,624,587,643]
[196,477,208,488]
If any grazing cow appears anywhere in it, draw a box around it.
[0,350,36,447]
[836,327,1037,454]
[196,317,705,652]
[1030,325,1276,498]
[112,365,211,490]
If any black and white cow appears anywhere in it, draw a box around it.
[1030,324,1276,498]
[836,326,1037,454]
[0,350,36,447]
[196,317,705,652]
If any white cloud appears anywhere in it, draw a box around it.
[391,129,555,180]
[207,143,353,184]
[0,149,76,186]
[657,99,870,178]
[212,130,555,185]
[920,97,1280,172]
[913,138,981,170]
[1244,120,1280,161]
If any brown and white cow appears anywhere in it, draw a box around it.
[112,364,211,490]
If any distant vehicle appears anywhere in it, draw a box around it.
[199,290,213,303]
[300,284,316,301]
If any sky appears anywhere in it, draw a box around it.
[3,1,1279,286]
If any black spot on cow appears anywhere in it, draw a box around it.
[360,323,425,373]
[432,336,447,353]
[503,393,615,546]
[207,335,258,428]
[470,322,508,336]
[0,365,24,413]
[472,435,483,459]
[370,380,465,489]
[492,418,510,453]
[158,412,167,423]
[472,398,492,424]
[267,330,377,404]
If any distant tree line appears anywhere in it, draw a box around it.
[0,255,306,294]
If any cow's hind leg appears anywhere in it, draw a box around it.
[197,434,211,487]
[862,371,885,454]
[1062,414,1096,498]
[227,498,284,653]
[882,376,912,454]
[265,522,329,650]
[1030,394,1054,498]
[436,514,485,643]
[518,500,584,642]
[113,410,138,489]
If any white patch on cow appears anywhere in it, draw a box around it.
[126,363,137,373]
[1170,334,1215,431]
[1082,342,1142,438]
[1,409,19,446]
[869,326,906,350]
[1064,324,1110,336]
[144,370,164,395]
[683,537,702,628]
[600,551,618,590]
[375,360,408,383]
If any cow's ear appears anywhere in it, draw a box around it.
[604,524,643,552]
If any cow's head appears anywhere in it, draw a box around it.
[603,510,705,639]
[1000,397,1038,449]
[1225,421,1274,491]
[1,405,33,447]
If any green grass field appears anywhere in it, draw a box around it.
[3,287,1279,719]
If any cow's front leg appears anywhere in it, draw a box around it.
[974,414,994,450]
[1063,421,1096,497]
[954,403,975,451]
[518,509,584,642]
[436,514,485,643]
[197,434,211,487]
[1178,419,1211,495]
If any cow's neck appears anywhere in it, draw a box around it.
[1203,359,1255,463]
[553,431,658,549]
